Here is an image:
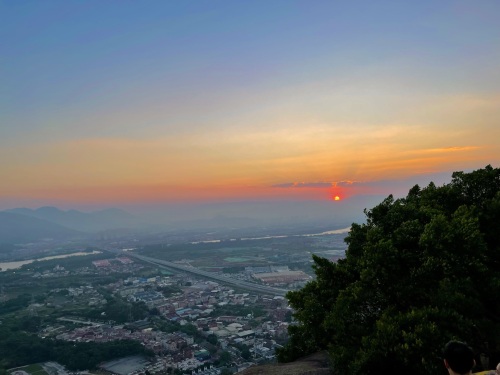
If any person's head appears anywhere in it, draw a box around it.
[443,341,475,375]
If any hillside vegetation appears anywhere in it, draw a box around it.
[277,165,500,374]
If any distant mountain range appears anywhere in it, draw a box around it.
[0,206,140,243]
[142,195,382,230]
[6,206,138,232]
[0,211,81,243]
[0,195,384,244]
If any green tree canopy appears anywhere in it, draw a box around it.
[277,165,500,374]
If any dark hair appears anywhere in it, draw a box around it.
[443,341,475,374]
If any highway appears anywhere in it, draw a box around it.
[109,250,289,296]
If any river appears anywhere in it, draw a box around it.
[0,251,102,272]
[190,226,351,244]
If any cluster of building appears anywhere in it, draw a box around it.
[100,356,221,375]
[216,266,311,288]
[57,325,198,359]
[28,256,144,280]
[32,264,69,278]
[35,256,295,374]
[92,257,144,274]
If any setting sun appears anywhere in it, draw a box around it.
[334,196,341,201]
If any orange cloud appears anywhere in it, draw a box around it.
[420,146,481,153]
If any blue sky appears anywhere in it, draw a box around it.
[1,1,500,208]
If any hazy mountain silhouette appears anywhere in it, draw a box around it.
[2,195,384,237]
[0,212,81,243]
[5,206,139,233]
[138,195,384,231]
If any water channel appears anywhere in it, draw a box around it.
[0,251,101,271]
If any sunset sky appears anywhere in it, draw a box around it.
[2,1,500,209]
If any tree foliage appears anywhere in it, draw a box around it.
[0,333,148,370]
[277,166,500,374]
[0,315,150,371]
[84,296,149,323]
[207,334,218,345]
[0,293,31,315]
[218,350,232,365]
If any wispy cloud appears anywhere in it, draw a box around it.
[272,181,361,189]
[272,182,333,188]
[420,146,480,154]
